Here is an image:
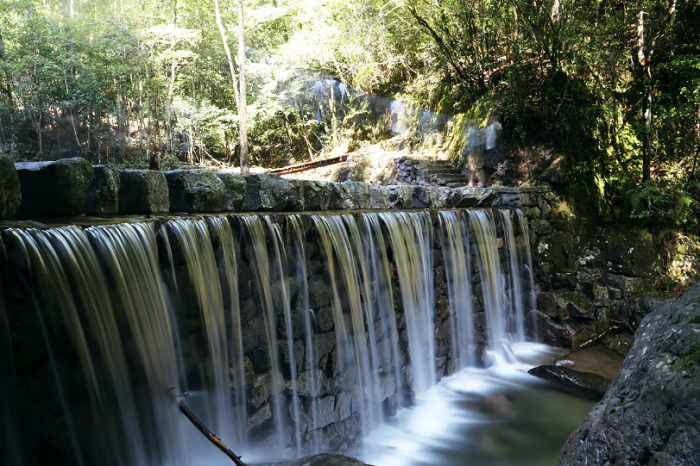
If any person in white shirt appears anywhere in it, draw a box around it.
[484,115,504,186]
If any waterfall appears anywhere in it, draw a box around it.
[239,215,289,454]
[377,211,435,394]
[501,211,526,341]
[166,218,236,450]
[469,210,508,356]
[6,224,188,466]
[361,213,403,415]
[1,208,535,464]
[438,210,474,370]
[312,214,381,446]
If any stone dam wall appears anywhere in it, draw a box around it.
[2,207,536,462]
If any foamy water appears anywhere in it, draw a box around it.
[358,343,596,466]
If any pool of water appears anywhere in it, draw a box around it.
[555,346,625,381]
[358,343,598,466]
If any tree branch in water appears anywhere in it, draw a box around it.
[178,400,249,466]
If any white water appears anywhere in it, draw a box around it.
[361,343,596,466]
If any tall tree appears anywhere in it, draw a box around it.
[212,0,240,113]
[237,0,248,174]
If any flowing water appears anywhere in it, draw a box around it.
[361,343,597,466]
[0,208,565,465]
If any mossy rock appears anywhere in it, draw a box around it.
[118,169,170,214]
[0,155,21,218]
[16,158,94,216]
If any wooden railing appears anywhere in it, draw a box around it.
[268,154,348,175]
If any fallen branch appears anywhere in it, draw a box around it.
[178,400,249,466]
[558,326,620,358]
[611,319,636,332]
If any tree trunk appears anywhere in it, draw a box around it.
[0,32,16,146]
[237,0,248,174]
[641,70,652,182]
[213,0,240,112]
[637,10,652,182]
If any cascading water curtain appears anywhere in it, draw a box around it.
[1,208,538,465]
[438,210,475,370]
[312,214,381,446]
[5,224,189,466]
[361,213,403,412]
[501,210,526,341]
[378,211,435,394]
[164,218,240,450]
[238,215,289,454]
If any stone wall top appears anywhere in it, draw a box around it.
[1,161,551,218]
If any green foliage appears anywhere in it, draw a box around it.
[0,0,698,217]
[626,180,700,235]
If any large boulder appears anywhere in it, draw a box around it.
[0,155,21,218]
[558,282,700,465]
[16,157,93,217]
[240,173,290,212]
[118,170,170,214]
[528,365,611,399]
[214,172,246,211]
[164,169,224,213]
[83,165,120,215]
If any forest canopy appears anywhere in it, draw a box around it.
[0,0,699,230]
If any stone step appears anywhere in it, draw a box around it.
[407,163,454,171]
[420,168,456,175]
[417,161,452,166]
[435,174,470,183]
[402,157,447,163]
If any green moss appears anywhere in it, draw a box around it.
[682,351,700,369]
[681,336,700,370]
[559,290,593,310]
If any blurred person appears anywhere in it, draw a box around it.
[484,114,504,186]
[463,124,485,186]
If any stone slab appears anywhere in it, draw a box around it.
[215,172,247,211]
[84,165,120,215]
[16,157,93,217]
[118,169,170,214]
[241,174,290,212]
[164,169,225,213]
